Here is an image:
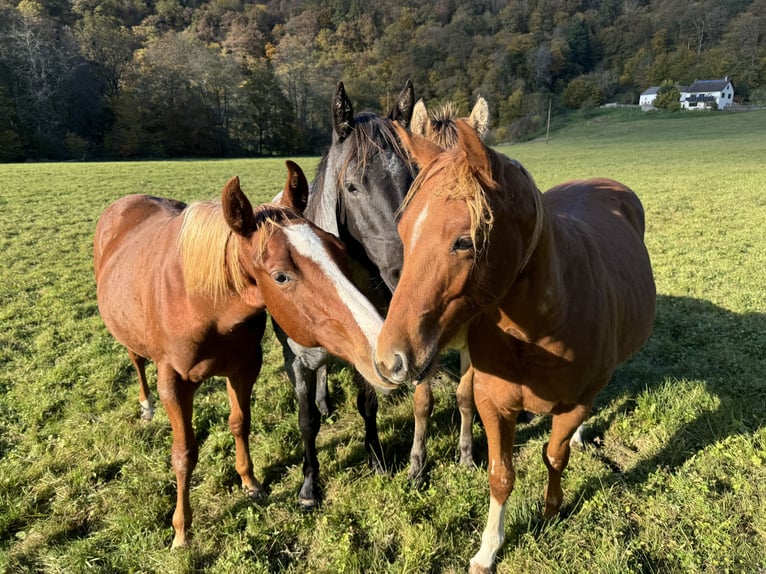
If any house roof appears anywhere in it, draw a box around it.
[684,77,732,93]
[640,86,659,96]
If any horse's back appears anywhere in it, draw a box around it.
[94,194,186,276]
[545,178,645,239]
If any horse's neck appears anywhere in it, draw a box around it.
[496,210,567,341]
[306,173,340,237]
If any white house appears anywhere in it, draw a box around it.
[680,77,735,110]
[639,86,660,110]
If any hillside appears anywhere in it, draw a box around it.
[0,0,765,161]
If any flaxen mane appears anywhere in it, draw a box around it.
[179,202,298,301]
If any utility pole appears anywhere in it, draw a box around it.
[545,98,552,144]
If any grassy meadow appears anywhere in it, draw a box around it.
[0,109,764,573]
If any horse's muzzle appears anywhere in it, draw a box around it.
[373,348,411,385]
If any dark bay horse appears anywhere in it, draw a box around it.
[375,120,656,573]
[279,82,490,506]
[270,81,416,508]
[94,161,394,548]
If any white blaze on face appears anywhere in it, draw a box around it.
[408,200,429,255]
[284,223,383,346]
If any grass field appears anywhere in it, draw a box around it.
[0,109,765,573]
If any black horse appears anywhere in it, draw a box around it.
[274,81,476,508]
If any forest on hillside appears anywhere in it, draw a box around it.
[1,0,764,161]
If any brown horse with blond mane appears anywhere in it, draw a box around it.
[94,161,393,548]
[374,121,655,573]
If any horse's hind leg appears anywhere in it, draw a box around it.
[543,404,591,518]
[157,364,199,549]
[355,371,385,474]
[456,350,475,466]
[314,363,331,417]
[128,350,153,421]
[227,372,263,498]
[408,380,433,482]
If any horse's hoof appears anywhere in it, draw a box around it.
[317,400,331,418]
[171,534,188,550]
[243,485,265,500]
[468,560,493,574]
[407,465,426,486]
[140,403,154,422]
[298,497,320,512]
[458,453,476,467]
[569,424,586,448]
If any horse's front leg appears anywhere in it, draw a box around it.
[226,368,263,498]
[157,364,199,549]
[408,380,433,482]
[272,320,326,508]
[543,404,590,518]
[469,375,517,574]
[355,371,385,474]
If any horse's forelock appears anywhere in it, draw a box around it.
[429,102,460,149]
[343,113,407,178]
[401,149,493,249]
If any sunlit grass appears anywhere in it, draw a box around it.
[0,110,764,573]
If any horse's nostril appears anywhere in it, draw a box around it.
[389,352,408,382]
[392,353,404,376]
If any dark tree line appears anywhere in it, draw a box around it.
[1,0,764,161]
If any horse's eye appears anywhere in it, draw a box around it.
[271,271,291,285]
[346,183,359,194]
[452,236,474,252]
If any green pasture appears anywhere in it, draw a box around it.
[0,109,765,573]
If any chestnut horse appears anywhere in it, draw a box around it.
[375,121,656,573]
[94,162,394,548]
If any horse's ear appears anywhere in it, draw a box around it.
[456,119,492,178]
[468,96,490,140]
[333,81,354,140]
[390,79,414,128]
[411,99,429,138]
[222,176,256,237]
[279,160,309,214]
[392,122,442,168]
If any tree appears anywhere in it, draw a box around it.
[74,12,137,99]
[563,75,604,109]
[0,84,26,162]
[654,80,681,111]
[0,9,84,157]
[110,31,241,157]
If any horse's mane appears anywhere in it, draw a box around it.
[307,112,413,235]
[179,201,298,302]
[401,147,543,269]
